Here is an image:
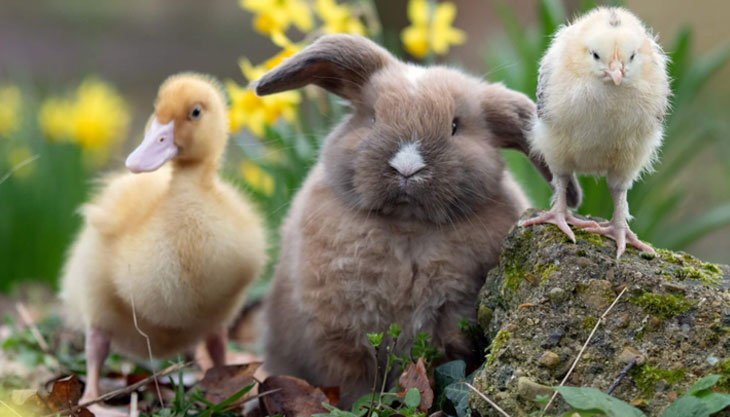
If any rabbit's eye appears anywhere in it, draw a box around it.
[451,119,458,136]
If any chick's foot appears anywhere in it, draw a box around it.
[583,220,655,258]
[520,209,599,243]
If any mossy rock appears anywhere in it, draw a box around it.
[470,209,730,417]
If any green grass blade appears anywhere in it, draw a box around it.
[660,201,730,249]
[673,40,730,107]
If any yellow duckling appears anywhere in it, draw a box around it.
[60,73,267,401]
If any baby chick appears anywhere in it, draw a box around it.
[60,73,266,401]
[521,7,670,258]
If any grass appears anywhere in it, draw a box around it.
[1,0,729,297]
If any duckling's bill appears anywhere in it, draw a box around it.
[125,118,178,173]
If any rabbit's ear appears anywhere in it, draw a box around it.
[482,84,582,208]
[253,34,393,102]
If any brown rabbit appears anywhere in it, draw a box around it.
[255,34,580,406]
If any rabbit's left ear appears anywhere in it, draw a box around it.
[482,84,582,208]
[253,34,393,102]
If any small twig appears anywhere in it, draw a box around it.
[541,287,628,415]
[465,382,512,417]
[46,361,191,417]
[220,388,282,412]
[15,302,50,352]
[0,399,24,417]
[0,154,39,186]
[129,277,164,408]
[130,392,139,417]
[15,302,68,373]
[606,358,637,395]
[366,346,380,417]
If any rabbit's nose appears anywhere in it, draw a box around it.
[389,142,426,178]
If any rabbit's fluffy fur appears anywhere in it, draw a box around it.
[255,35,565,405]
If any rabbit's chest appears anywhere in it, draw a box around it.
[304,223,486,327]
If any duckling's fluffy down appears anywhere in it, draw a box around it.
[61,166,266,358]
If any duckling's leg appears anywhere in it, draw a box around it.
[81,327,110,403]
[205,328,227,367]
[520,173,599,242]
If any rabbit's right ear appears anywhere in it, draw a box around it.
[253,34,393,102]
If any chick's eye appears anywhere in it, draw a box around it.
[592,51,600,60]
[189,105,202,120]
[630,52,636,61]
[451,119,458,136]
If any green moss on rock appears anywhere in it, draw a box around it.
[629,292,692,319]
[582,316,598,331]
[631,364,686,397]
[485,330,510,367]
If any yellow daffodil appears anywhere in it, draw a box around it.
[39,78,130,164]
[70,79,129,153]
[226,80,300,137]
[39,97,73,142]
[240,0,313,35]
[401,0,466,58]
[7,146,34,179]
[315,0,366,35]
[240,160,275,196]
[0,85,21,138]
[227,46,302,137]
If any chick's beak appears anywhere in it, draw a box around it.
[125,118,178,173]
[607,60,624,86]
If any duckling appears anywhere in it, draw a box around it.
[60,73,267,401]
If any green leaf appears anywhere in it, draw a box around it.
[668,26,692,87]
[444,382,470,417]
[538,0,565,50]
[199,382,255,417]
[674,40,730,107]
[387,323,402,339]
[554,386,646,417]
[404,388,421,408]
[662,200,730,248]
[367,332,383,348]
[661,395,709,417]
[695,392,730,414]
[686,375,722,396]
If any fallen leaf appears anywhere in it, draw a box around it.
[517,303,535,310]
[22,376,94,417]
[260,375,331,416]
[200,362,261,404]
[398,357,434,412]
[319,386,340,406]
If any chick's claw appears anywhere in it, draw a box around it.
[520,209,599,243]
[583,221,655,259]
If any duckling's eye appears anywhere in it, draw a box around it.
[592,51,600,60]
[630,52,636,61]
[451,118,458,136]
[189,105,202,120]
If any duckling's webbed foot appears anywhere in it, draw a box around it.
[81,327,110,403]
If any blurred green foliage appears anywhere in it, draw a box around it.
[486,0,730,250]
[1,0,729,296]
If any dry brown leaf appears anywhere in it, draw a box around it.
[260,375,331,417]
[397,357,434,412]
[200,362,261,404]
[319,386,340,406]
[23,375,94,417]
